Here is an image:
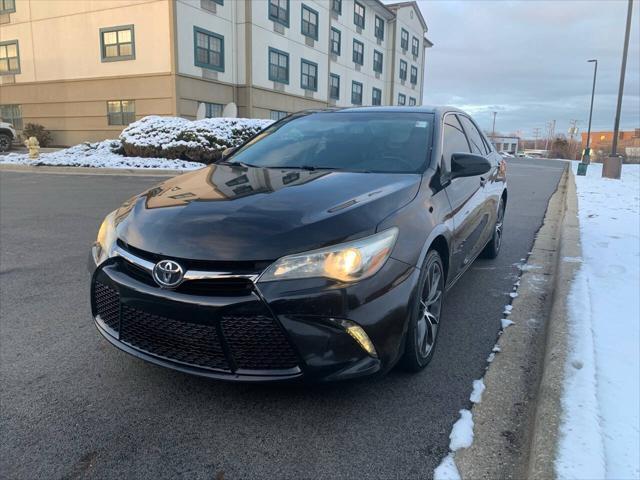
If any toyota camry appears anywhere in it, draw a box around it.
[88,107,507,382]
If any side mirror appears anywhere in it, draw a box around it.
[450,153,492,179]
[221,146,238,159]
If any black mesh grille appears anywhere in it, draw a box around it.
[91,280,299,373]
[94,282,120,331]
[221,316,299,370]
[120,306,229,371]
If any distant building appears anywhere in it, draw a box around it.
[581,129,640,162]
[0,0,432,146]
[490,136,519,154]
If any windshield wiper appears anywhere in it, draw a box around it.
[296,165,342,171]
[218,160,256,168]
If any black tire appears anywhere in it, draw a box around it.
[482,198,505,259]
[401,249,445,372]
[0,134,11,152]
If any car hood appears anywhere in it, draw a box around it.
[114,163,421,261]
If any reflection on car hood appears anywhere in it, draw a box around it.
[114,163,421,261]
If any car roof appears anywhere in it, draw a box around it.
[297,105,468,118]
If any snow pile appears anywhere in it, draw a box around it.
[556,163,640,479]
[470,379,486,404]
[433,454,461,480]
[0,140,204,170]
[120,116,273,163]
[449,409,474,451]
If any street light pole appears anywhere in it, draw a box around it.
[578,59,597,176]
[603,0,633,179]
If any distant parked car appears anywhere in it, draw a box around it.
[0,122,16,152]
[88,106,508,382]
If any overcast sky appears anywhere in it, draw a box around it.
[414,0,640,138]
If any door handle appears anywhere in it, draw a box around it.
[480,177,487,187]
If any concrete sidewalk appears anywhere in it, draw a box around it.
[455,165,578,479]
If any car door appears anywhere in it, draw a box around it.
[441,113,489,278]
[458,114,497,249]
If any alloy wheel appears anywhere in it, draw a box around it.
[416,258,444,358]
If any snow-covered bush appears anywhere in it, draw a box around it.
[119,116,273,164]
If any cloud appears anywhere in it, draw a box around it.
[416,0,640,137]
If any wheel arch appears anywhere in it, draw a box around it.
[428,235,450,282]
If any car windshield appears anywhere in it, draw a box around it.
[227,112,434,173]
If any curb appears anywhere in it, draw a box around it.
[527,168,580,479]
[0,163,188,177]
[455,164,575,479]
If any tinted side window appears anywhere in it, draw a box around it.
[458,115,487,155]
[442,115,470,172]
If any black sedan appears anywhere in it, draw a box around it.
[88,107,507,382]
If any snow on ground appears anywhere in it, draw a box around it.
[556,163,640,480]
[449,409,474,451]
[0,140,203,170]
[470,379,486,404]
[433,454,461,480]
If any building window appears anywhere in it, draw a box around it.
[398,94,406,106]
[412,36,419,56]
[194,27,224,71]
[268,47,289,84]
[373,50,383,73]
[301,5,319,40]
[330,28,341,55]
[107,100,135,126]
[399,60,407,80]
[329,74,340,100]
[400,28,409,50]
[269,0,289,27]
[270,110,288,121]
[202,0,223,10]
[0,0,16,14]
[374,15,384,40]
[0,40,19,75]
[351,81,363,105]
[300,59,318,91]
[331,0,341,15]
[372,88,382,106]
[0,104,22,129]
[100,25,135,62]
[410,65,418,84]
[352,39,364,65]
[409,97,416,106]
[204,102,223,118]
[354,1,365,29]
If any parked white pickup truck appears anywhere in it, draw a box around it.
[0,122,17,152]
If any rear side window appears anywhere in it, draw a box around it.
[442,114,470,172]
[458,115,487,155]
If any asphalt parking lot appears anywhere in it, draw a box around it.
[0,158,567,479]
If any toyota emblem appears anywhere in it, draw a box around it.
[152,260,184,288]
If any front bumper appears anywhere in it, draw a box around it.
[89,252,419,383]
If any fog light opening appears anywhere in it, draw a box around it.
[341,320,378,358]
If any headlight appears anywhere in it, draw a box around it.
[258,228,398,283]
[92,211,117,266]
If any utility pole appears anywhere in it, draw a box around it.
[578,59,598,175]
[544,121,554,151]
[491,111,497,142]
[533,127,541,150]
[568,120,579,159]
[603,0,633,179]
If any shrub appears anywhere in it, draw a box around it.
[23,123,53,147]
[119,116,273,164]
